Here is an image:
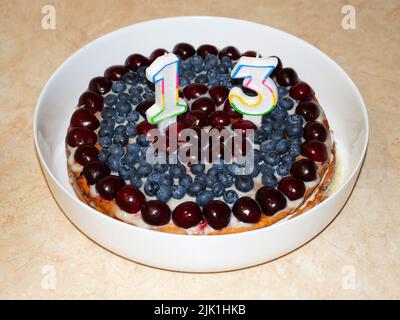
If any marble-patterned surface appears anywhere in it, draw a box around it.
[0,0,399,299]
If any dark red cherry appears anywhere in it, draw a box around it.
[104,65,129,81]
[231,120,257,136]
[70,108,100,131]
[191,97,216,114]
[66,127,97,147]
[209,85,229,105]
[78,91,104,113]
[270,56,283,77]
[218,46,241,60]
[242,50,258,57]
[149,48,168,63]
[183,83,208,100]
[125,53,150,72]
[256,187,287,216]
[276,67,299,87]
[223,100,243,120]
[295,101,320,121]
[301,140,328,162]
[141,200,171,226]
[209,111,230,127]
[136,100,154,118]
[179,110,208,128]
[278,177,306,201]
[172,201,203,229]
[203,200,231,230]
[88,76,112,95]
[196,44,218,58]
[137,120,157,136]
[116,185,146,214]
[303,121,327,142]
[232,197,262,223]
[82,161,110,185]
[95,175,125,200]
[289,81,315,101]
[290,159,317,182]
[74,145,99,165]
[172,42,195,60]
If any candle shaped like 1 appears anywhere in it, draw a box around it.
[229,56,278,116]
[145,53,187,126]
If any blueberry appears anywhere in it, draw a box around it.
[205,174,218,188]
[99,136,112,148]
[261,122,273,134]
[105,94,118,106]
[129,86,143,95]
[271,108,288,121]
[220,56,233,69]
[226,163,241,175]
[137,164,152,177]
[143,92,155,101]
[223,190,239,204]
[287,124,304,137]
[179,76,189,87]
[274,121,287,132]
[260,140,276,153]
[187,182,205,197]
[179,174,193,188]
[169,164,186,179]
[218,172,234,188]
[207,167,219,176]
[107,155,122,171]
[113,133,128,146]
[124,123,136,138]
[171,185,186,199]
[270,130,284,141]
[281,154,294,166]
[217,64,229,74]
[194,173,207,185]
[194,74,208,84]
[211,182,225,197]
[124,152,138,167]
[191,164,205,175]
[137,66,146,79]
[98,149,109,162]
[254,150,263,164]
[137,134,150,147]
[278,86,289,97]
[277,163,290,176]
[129,95,142,106]
[113,113,125,124]
[225,81,233,89]
[287,114,303,126]
[130,173,142,189]
[101,118,115,129]
[153,163,169,174]
[196,190,214,207]
[160,174,173,187]
[118,92,130,102]
[289,144,301,158]
[111,81,126,93]
[114,125,126,135]
[279,97,294,110]
[110,145,124,157]
[250,164,261,178]
[144,181,159,197]
[275,139,289,154]
[260,163,275,176]
[234,175,254,192]
[122,72,138,85]
[119,165,131,180]
[148,172,161,183]
[204,54,218,70]
[116,101,132,115]
[183,69,195,80]
[190,55,204,68]
[101,106,116,119]
[254,129,267,144]
[263,151,280,166]
[262,174,278,187]
[157,186,172,202]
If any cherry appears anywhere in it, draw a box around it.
[196,44,218,58]
[209,111,230,127]
[256,187,287,216]
[289,81,315,101]
[209,85,229,105]
[78,91,104,113]
[290,159,317,182]
[116,185,146,214]
[295,101,320,121]
[141,200,171,226]
[276,67,299,87]
[137,120,157,136]
[125,53,150,72]
[149,48,168,63]
[104,65,129,81]
[218,46,241,60]
[70,108,100,131]
[303,121,327,142]
[82,161,110,185]
[232,120,257,136]
[232,197,262,223]
[179,110,208,128]
[301,140,328,162]
[278,176,306,201]
[172,42,195,60]
[95,175,125,200]
[203,200,231,230]
[172,201,203,229]
[66,127,97,147]
[136,100,154,118]
[74,145,98,165]
[242,50,258,57]
[223,100,243,120]
[270,56,283,77]
[191,97,216,114]
[183,83,208,100]
[88,76,112,95]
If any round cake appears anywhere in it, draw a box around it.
[66,43,335,235]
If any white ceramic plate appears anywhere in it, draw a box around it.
[33,16,368,272]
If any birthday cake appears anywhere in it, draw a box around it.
[66,43,335,235]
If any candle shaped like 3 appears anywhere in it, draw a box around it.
[229,56,278,116]
[145,53,187,125]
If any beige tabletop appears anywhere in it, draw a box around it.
[0,0,399,299]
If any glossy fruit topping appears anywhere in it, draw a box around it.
[136,100,154,118]
[303,121,327,142]
[270,56,282,77]
[183,83,208,100]
[301,140,328,162]
[209,111,230,127]
[172,201,203,229]
[104,65,129,81]
[196,44,218,58]
[88,76,112,95]
[223,100,243,120]
[290,159,317,182]
[232,197,262,223]
[173,42,196,60]
[209,85,229,105]
[141,200,171,226]
[179,110,208,128]
[74,145,99,165]
[191,97,216,114]
[218,46,241,60]
[241,50,257,57]
[78,91,104,113]
[276,67,299,87]
[116,185,146,214]
[231,120,257,136]
[66,127,97,147]
[125,53,150,72]
[295,101,320,121]
[82,161,111,185]
[203,200,231,230]
[255,187,287,216]
[277,176,306,201]
[95,175,125,200]
[149,48,168,63]
[70,108,100,131]
[289,81,315,101]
